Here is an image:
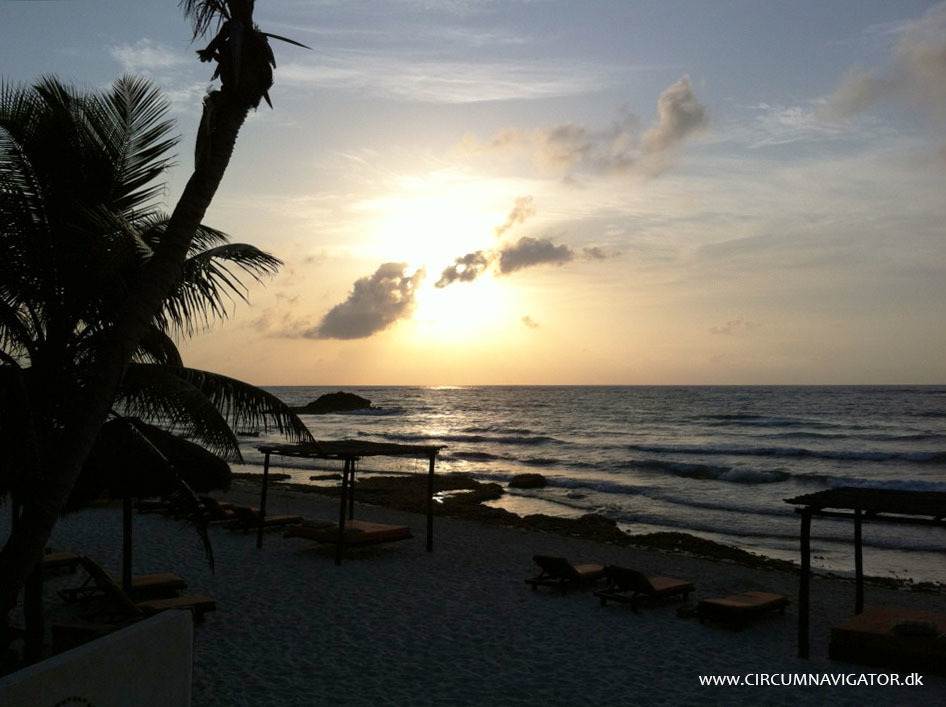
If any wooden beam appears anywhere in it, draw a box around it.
[122,496,133,593]
[426,453,436,553]
[798,509,812,659]
[335,459,351,566]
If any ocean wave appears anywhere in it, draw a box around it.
[461,426,534,435]
[338,407,404,416]
[796,475,946,494]
[445,451,505,462]
[629,458,789,484]
[376,431,561,446]
[627,443,946,464]
[521,457,561,467]
[702,415,838,429]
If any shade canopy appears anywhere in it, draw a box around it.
[785,486,946,659]
[255,441,445,563]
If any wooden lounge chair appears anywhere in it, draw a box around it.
[829,608,946,675]
[697,591,788,626]
[593,565,694,611]
[198,495,241,522]
[75,556,216,623]
[1,545,80,574]
[524,555,605,594]
[42,550,81,574]
[59,557,187,603]
[228,505,303,532]
[285,519,413,547]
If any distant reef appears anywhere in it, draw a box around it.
[291,391,374,414]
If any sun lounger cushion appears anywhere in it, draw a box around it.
[525,556,605,594]
[594,565,693,608]
[286,519,413,546]
[829,608,946,675]
[697,591,788,624]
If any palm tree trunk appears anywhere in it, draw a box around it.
[0,91,252,629]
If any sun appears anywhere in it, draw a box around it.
[411,274,512,342]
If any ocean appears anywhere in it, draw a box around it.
[237,386,946,584]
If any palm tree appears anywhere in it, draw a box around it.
[1,0,308,642]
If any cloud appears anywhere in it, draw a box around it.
[277,54,615,104]
[498,236,574,274]
[434,250,492,288]
[640,76,709,154]
[494,195,536,237]
[582,246,609,259]
[454,76,705,177]
[109,39,188,73]
[709,318,760,336]
[305,263,425,339]
[827,5,946,124]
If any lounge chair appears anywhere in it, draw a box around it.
[285,519,413,547]
[228,505,303,532]
[524,555,605,594]
[198,495,241,522]
[42,550,81,574]
[697,591,788,626]
[593,565,694,610]
[59,557,187,603]
[74,555,216,623]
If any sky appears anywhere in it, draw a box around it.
[2,0,945,385]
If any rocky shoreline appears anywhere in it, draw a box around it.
[230,473,944,594]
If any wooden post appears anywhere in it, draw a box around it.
[122,496,133,592]
[426,453,436,553]
[854,508,864,614]
[257,451,271,549]
[348,458,355,520]
[335,459,350,566]
[798,509,812,659]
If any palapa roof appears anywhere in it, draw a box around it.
[785,486,946,525]
[257,440,444,461]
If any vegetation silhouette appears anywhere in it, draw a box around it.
[1,0,310,664]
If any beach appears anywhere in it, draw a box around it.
[29,479,946,706]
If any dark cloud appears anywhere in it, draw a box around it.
[434,250,492,288]
[305,262,425,339]
[494,195,536,237]
[640,76,709,154]
[498,237,574,274]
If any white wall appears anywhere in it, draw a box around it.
[0,610,193,707]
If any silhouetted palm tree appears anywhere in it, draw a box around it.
[1,3,309,650]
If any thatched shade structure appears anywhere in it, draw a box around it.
[256,441,444,564]
[70,418,231,590]
[785,486,946,659]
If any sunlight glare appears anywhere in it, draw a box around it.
[412,275,512,343]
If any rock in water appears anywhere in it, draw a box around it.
[292,391,372,414]
[508,473,548,489]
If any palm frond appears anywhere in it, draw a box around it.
[261,32,311,50]
[173,366,313,444]
[134,328,184,368]
[179,0,232,41]
[116,363,243,461]
[99,75,179,215]
[161,242,282,337]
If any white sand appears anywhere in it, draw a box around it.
[28,481,946,706]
